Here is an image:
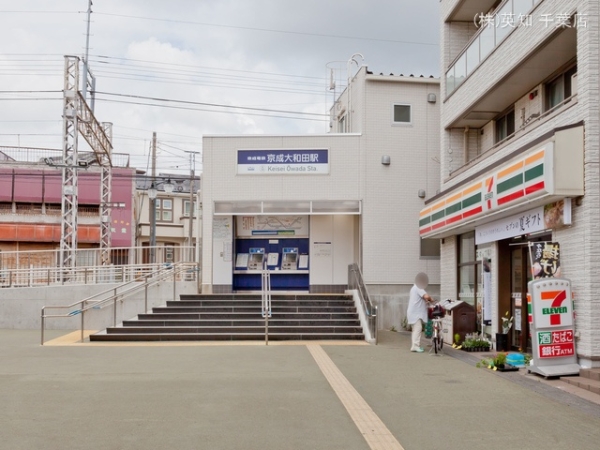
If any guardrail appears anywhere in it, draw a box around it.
[40,262,199,345]
[348,263,378,344]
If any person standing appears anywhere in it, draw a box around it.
[407,272,433,353]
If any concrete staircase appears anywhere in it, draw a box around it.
[561,368,600,395]
[89,293,364,342]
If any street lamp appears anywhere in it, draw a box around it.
[147,179,174,264]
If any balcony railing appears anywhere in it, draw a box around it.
[446,0,542,97]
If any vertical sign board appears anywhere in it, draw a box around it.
[527,278,579,377]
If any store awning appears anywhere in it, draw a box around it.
[419,124,584,239]
[214,200,361,216]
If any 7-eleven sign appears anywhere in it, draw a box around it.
[530,281,573,328]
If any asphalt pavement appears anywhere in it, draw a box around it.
[1,329,598,450]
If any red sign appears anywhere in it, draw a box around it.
[537,330,575,359]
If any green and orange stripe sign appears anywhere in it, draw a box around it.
[420,147,550,236]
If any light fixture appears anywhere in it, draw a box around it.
[163,179,174,193]
[381,155,391,165]
[148,184,158,200]
[427,93,437,104]
[418,189,426,198]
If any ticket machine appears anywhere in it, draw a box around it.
[281,248,298,270]
[247,248,265,270]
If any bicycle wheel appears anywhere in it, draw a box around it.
[439,335,444,350]
[433,336,439,354]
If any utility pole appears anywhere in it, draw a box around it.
[82,0,93,109]
[188,152,195,262]
[149,132,157,264]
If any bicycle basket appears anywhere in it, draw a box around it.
[428,304,445,319]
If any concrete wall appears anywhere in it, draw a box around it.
[0,281,198,330]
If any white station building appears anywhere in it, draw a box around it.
[201,67,440,329]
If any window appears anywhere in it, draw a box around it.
[495,109,515,143]
[183,199,196,217]
[155,198,173,222]
[420,238,441,259]
[545,65,577,111]
[458,232,478,309]
[338,115,346,133]
[393,104,411,124]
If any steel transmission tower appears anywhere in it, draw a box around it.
[60,55,113,272]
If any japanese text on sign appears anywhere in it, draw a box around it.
[537,330,575,358]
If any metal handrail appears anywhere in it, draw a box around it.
[348,263,378,344]
[40,262,199,345]
[261,265,272,345]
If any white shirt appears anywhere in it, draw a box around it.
[407,284,428,325]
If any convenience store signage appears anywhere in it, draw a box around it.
[419,144,552,237]
[537,330,575,359]
[237,149,329,175]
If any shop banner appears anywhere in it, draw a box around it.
[237,149,329,175]
[529,241,561,279]
[475,199,571,245]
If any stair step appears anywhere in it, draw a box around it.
[90,332,365,342]
[562,377,600,395]
[139,312,359,320]
[178,294,352,301]
[152,306,356,313]
[166,300,355,307]
[580,368,600,381]
[124,319,361,327]
[107,326,363,334]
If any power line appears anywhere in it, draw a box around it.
[93,91,328,117]
[93,12,439,46]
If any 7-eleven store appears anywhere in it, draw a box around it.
[419,125,585,356]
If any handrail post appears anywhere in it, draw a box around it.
[40,311,44,346]
[144,275,149,312]
[81,301,85,343]
[172,265,177,301]
[113,288,118,327]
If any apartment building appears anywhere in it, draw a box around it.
[202,66,440,329]
[422,0,598,367]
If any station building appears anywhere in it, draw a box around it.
[201,67,440,329]
[427,0,599,367]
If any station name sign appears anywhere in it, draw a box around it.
[237,149,329,175]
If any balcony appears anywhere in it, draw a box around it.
[444,0,498,22]
[446,23,576,129]
[446,0,544,97]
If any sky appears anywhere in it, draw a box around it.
[0,0,440,173]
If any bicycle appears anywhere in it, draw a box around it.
[428,302,446,354]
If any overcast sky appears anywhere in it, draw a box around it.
[0,0,440,173]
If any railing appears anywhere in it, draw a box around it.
[446,0,542,97]
[40,262,199,345]
[348,263,377,344]
[0,262,196,288]
[0,245,195,273]
[0,145,130,167]
[261,264,272,345]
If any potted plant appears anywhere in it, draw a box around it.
[496,311,513,351]
[476,352,519,372]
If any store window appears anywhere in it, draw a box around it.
[458,232,478,308]
[393,104,411,124]
[420,238,440,259]
[545,64,577,111]
[155,198,173,222]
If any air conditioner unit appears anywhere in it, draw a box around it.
[571,73,578,95]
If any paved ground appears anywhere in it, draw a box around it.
[1,330,599,450]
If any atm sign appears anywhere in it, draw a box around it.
[537,330,575,359]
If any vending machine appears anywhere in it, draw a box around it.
[281,248,298,270]
[247,248,265,270]
[527,278,579,377]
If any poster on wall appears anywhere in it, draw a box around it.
[529,242,561,279]
[236,215,309,237]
